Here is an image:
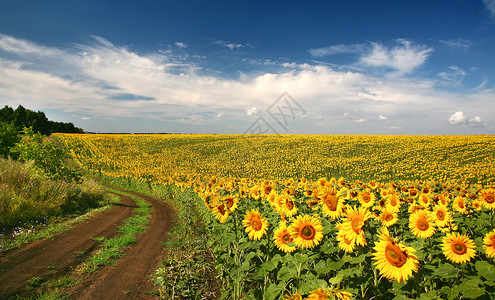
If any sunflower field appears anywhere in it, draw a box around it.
[56,133,495,299]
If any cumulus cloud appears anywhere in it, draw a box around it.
[449,111,486,127]
[449,111,467,124]
[0,34,493,134]
[378,115,388,121]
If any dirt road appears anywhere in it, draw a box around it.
[0,188,174,300]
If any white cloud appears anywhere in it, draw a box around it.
[483,0,495,17]
[449,111,467,124]
[175,42,188,48]
[246,107,257,116]
[438,66,466,84]
[308,43,366,57]
[354,118,368,123]
[0,34,493,134]
[378,115,388,121]
[359,40,432,74]
[439,39,471,50]
[213,40,253,50]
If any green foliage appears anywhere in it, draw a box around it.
[13,127,82,183]
[0,158,106,229]
[0,105,83,135]
[0,121,20,158]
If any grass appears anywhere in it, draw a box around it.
[76,187,151,274]
[0,194,120,254]
[97,174,219,299]
[16,187,151,299]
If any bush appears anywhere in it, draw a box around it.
[12,127,81,183]
[0,121,20,158]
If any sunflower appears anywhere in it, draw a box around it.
[432,204,451,227]
[288,214,324,248]
[483,229,495,258]
[339,206,371,246]
[212,203,230,223]
[317,188,343,219]
[336,231,356,253]
[281,196,298,217]
[282,291,302,300]
[307,288,353,300]
[249,185,261,200]
[377,208,398,227]
[417,193,432,208]
[273,223,296,253]
[452,196,468,214]
[442,232,476,263]
[222,195,239,213]
[409,210,436,239]
[386,194,401,212]
[372,227,419,283]
[242,209,269,240]
[480,188,495,210]
[358,189,376,208]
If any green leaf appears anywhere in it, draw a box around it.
[314,260,330,276]
[299,279,328,295]
[261,259,278,272]
[459,279,485,299]
[418,291,438,300]
[446,285,460,300]
[265,282,284,300]
[277,265,297,281]
[475,260,495,281]
[433,263,460,279]
[328,273,344,285]
[326,258,344,271]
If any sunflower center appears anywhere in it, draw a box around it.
[390,198,397,206]
[385,213,394,221]
[226,198,234,208]
[351,217,363,234]
[300,225,316,240]
[485,195,495,204]
[437,211,445,220]
[282,233,292,244]
[363,194,371,203]
[385,243,408,268]
[417,218,429,231]
[410,190,418,197]
[379,199,386,207]
[451,241,467,255]
[218,204,226,215]
[286,200,294,210]
[325,195,338,211]
[458,201,465,209]
[251,219,262,231]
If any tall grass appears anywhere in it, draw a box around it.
[0,158,106,229]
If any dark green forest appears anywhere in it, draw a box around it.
[0,105,84,157]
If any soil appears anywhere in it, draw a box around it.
[0,187,174,300]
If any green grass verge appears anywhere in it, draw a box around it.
[76,187,151,274]
[0,194,119,254]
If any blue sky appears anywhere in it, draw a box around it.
[0,0,494,134]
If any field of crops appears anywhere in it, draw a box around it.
[57,133,495,299]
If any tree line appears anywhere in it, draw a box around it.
[0,105,84,158]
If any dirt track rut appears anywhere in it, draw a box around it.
[0,188,174,300]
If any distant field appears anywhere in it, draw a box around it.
[56,134,495,187]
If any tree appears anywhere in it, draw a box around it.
[0,121,20,158]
